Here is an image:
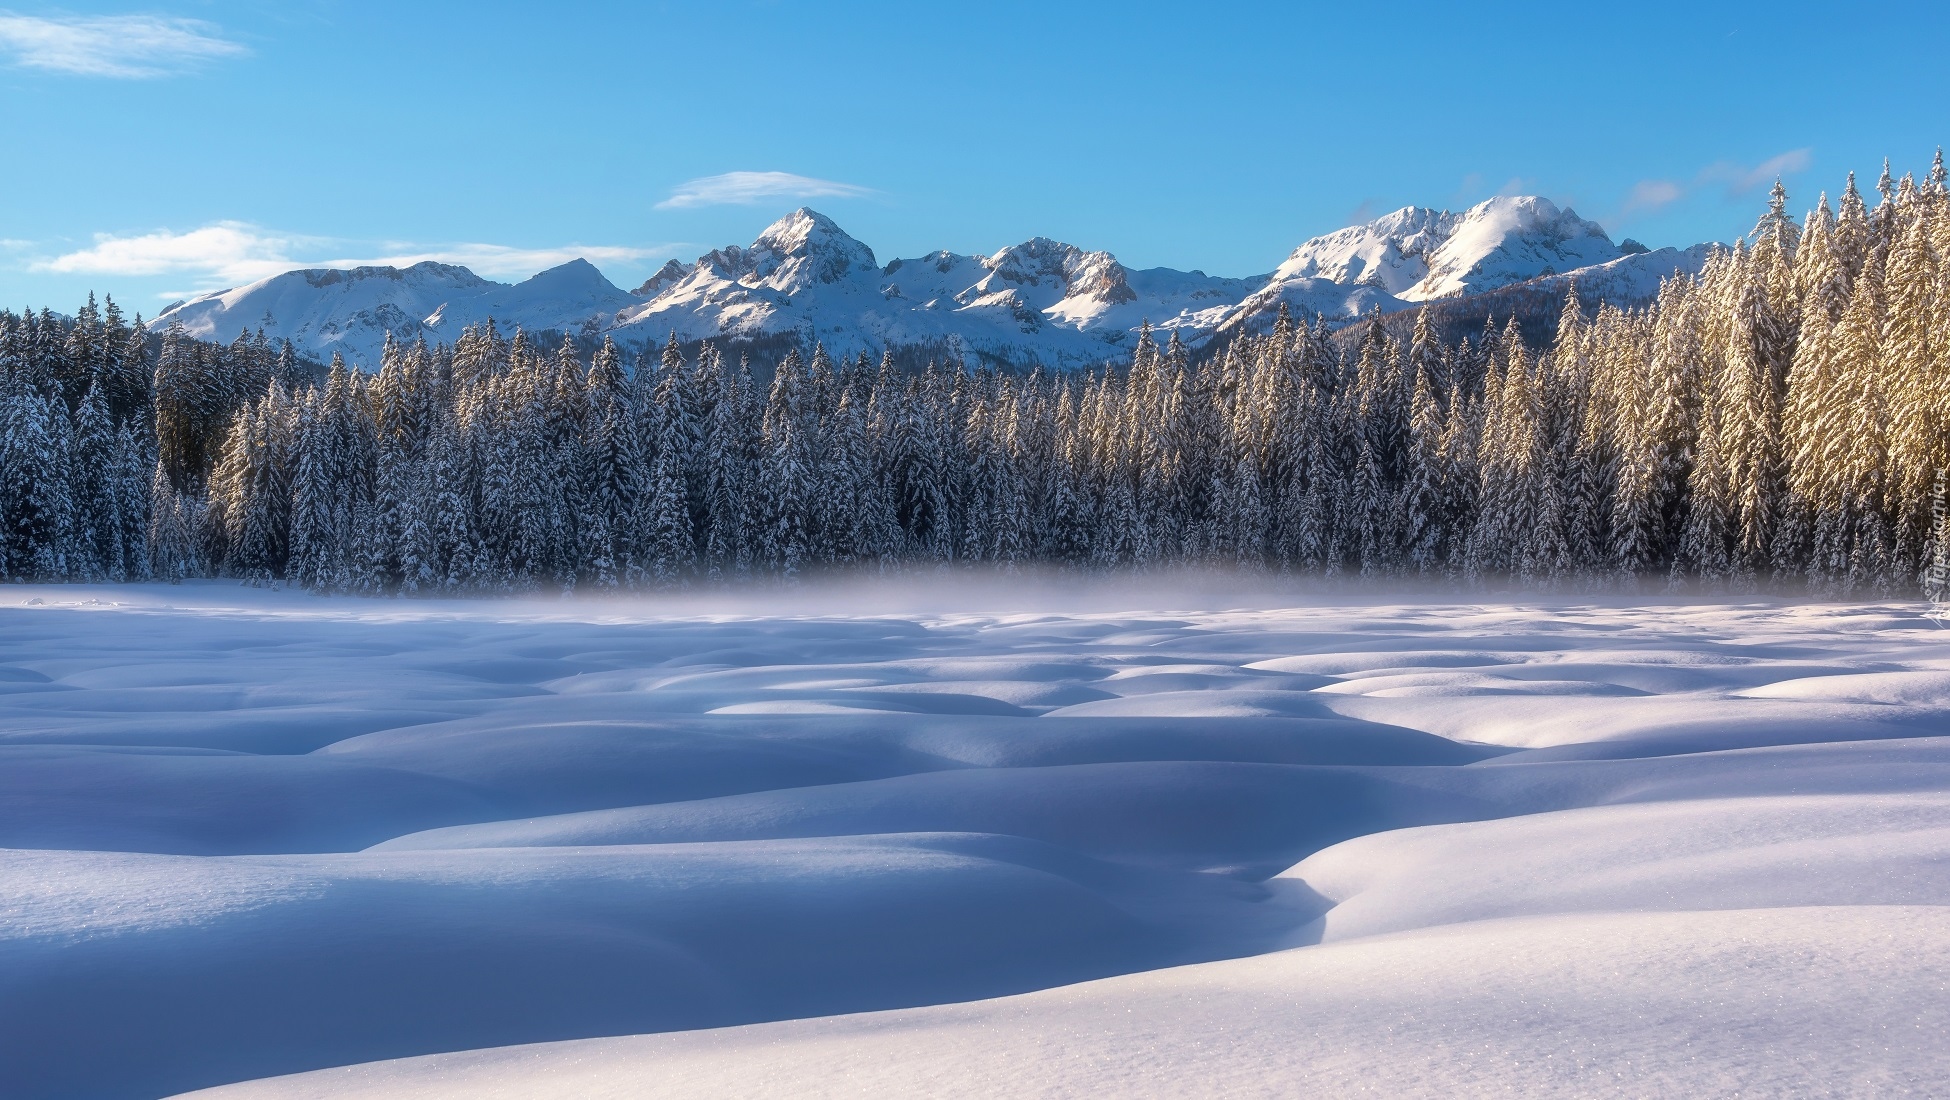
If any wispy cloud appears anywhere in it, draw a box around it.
[1700,148,1813,197]
[1621,179,1685,216]
[32,223,672,294]
[0,13,247,78]
[1614,149,1815,228]
[656,170,875,210]
[1447,173,1485,208]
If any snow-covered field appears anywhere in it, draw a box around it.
[3,582,1947,1099]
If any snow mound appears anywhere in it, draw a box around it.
[174,907,1950,1100]
[0,585,1940,1098]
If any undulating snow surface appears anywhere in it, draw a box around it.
[1,582,1945,1099]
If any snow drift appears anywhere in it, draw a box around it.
[0,585,1943,1099]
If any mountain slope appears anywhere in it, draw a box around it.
[1528,242,1716,303]
[1224,196,1622,335]
[607,210,1269,368]
[159,260,636,366]
[1346,242,1721,353]
[1405,196,1620,299]
[153,200,1698,370]
[159,263,494,361]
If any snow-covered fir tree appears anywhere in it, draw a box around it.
[4,157,1949,596]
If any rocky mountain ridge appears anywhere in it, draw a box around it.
[154,198,1713,368]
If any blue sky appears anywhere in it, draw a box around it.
[1,0,1944,312]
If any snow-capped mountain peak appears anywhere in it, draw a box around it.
[1264,195,1623,304]
[612,209,882,337]
[632,259,692,298]
[1267,205,1459,295]
[1411,195,1618,300]
[159,256,636,364]
[455,259,635,337]
[300,260,493,294]
[159,262,497,362]
[745,207,879,291]
[980,238,1137,308]
[154,196,1704,371]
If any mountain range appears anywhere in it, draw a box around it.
[153,197,1715,369]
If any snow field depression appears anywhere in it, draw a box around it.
[1,583,1948,1098]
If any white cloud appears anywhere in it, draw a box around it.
[35,223,306,283]
[33,222,671,291]
[656,170,875,210]
[0,13,247,78]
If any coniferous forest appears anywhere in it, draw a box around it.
[4,164,1950,597]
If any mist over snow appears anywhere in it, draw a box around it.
[0,580,1946,1098]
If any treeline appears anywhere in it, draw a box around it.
[3,159,1949,596]
[0,295,314,583]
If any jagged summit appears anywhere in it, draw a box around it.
[1265,196,1622,303]
[632,259,691,298]
[154,198,1710,369]
[1410,196,1618,299]
[296,260,492,291]
[1267,205,1459,294]
[750,207,879,288]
